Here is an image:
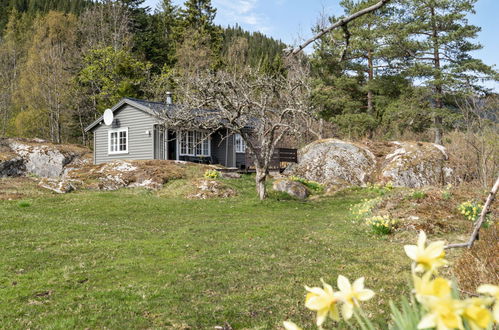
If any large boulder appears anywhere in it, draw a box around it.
[6,139,89,178]
[379,141,453,188]
[272,179,309,199]
[285,139,376,187]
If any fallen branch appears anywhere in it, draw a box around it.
[445,175,499,249]
[285,0,392,55]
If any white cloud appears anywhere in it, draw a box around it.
[213,0,272,34]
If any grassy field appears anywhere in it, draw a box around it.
[0,176,426,329]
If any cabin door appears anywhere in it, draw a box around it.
[153,125,168,160]
[167,131,176,160]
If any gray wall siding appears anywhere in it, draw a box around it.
[235,152,246,169]
[211,129,236,167]
[93,105,157,164]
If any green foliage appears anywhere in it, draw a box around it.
[409,191,427,200]
[389,297,423,330]
[288,176,324,193]
[78,46,151,112]
[17,200,30,207]
[332,113,377,139]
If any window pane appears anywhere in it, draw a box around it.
[196,131,202,155]
[180,131,187,154]
[119,131,127,151]
[187,131,194,155]
[203,133,209,156]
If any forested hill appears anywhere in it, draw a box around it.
[0,0,287,144]
[0,0,91,31]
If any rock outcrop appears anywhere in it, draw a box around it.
[64,159,190,191]
[285,139,376,187]
[286,139,453,188]
[0,138,89,178]
[379,141,453,188]
[272,179,309,199]
[188,179,237,199]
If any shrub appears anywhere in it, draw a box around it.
[203,169,220,179]
[365,215,398,235]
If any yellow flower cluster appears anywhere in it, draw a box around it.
[365,215,398,235]
[406,231,497,330]
[203,169,220,179]
[284,276,375,329]
[458,201,482,222]
[349,197,381,220]
[283,231,498,330]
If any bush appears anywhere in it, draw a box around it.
[203,169,220,179]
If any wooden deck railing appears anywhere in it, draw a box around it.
[244,148,298,172]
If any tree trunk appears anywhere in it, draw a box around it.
[255,166,267,200]
[430,6,443,145]
[367,48,374,115]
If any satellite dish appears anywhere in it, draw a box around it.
[103,109,114,126]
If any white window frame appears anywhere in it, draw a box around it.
[234,133,246,153]
[179,130,211,157]
[108,127,129,155]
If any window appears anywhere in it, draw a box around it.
[179,130,210,156]
[235,134,246,153]
[108,128,128,154]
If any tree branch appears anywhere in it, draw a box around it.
[285,0,392,55]
[445,175,499,249]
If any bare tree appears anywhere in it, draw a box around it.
[285,0,392,55]
[157,62,313,200]
[78,0,132,52]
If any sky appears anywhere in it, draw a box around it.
[143,0,499,91]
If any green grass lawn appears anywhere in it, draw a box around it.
[0,176,413,329]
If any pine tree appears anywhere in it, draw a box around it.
[402,0,497,144]
[176,0,222,70]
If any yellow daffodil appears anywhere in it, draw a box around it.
[418,296,465,330]
[413,272,452,302]
[462,298,492,330]
[304,279,340,327]
[404,231,447,273]
[282,320,302,330]
[477,284,499,323]
[333,275,375,320]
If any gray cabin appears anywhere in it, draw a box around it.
[85,98,248,168]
